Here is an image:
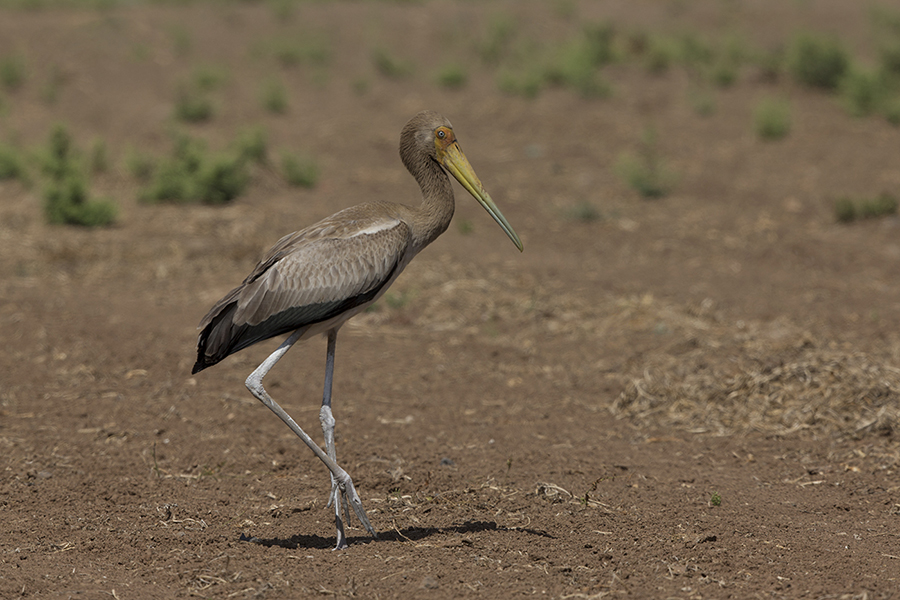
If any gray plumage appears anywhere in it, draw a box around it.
[193,204,411,373]
[191,111,522,549]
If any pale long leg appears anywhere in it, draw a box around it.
[319,328,355,549]
[244,328,375,549]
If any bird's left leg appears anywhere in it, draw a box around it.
[245,328,374,549]
[319,328,355,545]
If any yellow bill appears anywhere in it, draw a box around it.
[442,142,524,252]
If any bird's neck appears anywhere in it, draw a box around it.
[410,156,455,251]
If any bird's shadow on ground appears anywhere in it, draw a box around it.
[242,520,555,551]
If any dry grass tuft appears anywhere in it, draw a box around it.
[352,258,900,442]
[614,346,900,438]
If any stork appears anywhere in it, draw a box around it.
[193,111,522,549]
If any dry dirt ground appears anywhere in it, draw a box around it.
[2,1,900,598]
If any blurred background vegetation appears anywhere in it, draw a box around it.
[0,0,898,226]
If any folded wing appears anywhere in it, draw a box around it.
[193,210,410,373]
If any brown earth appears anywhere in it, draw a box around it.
[2,1,900,598]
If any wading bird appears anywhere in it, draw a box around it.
[192,111,523,549]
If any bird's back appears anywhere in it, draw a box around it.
[193,203,413,373]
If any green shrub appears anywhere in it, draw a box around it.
[142,159,192,203]
[497,68,543,98]
[479,14,516,65]
[0,142,24,180]
[835,193,898,222]
[457,218,473,235]
[834,197,856,223]
[870,5,900,35]
[38,126,116,226]
[787,32,850,90]
[564,201,602,222]
[192,64,228,91]
[691,34,745,87]
[235,127,268,164]
[860,193,898,218]
[280,150,319,188]
[878,40,900,76]
[196,154,251,205]
[271,40,303,67]
[883,97,900,125]
[260,77,288,113]
[504,22,618,100]
[140,134,249,204]
[270,35,330,67]
[44,175,117,227]
[644,35,675,74]
[372,48,413,78]
[0,54,26,90]
[615,127,676,198]
[754,97,791,140]
[578,22,616,67]
[173,85,214,123]
[269,0,295,23]
[871,7,900,75]
[678,32,714,68]
[840,67,886,117]
[41,124,79,181]
[545,30,614,98]
[616,154,673,198]
[710,58,738,87]
[436,64,467,89]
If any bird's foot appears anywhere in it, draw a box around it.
[333,512,349,551]
[326,476,353,535]
[342,477,376,539]
[326,474,376,549]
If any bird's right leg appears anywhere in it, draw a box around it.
[244,329,375,549]
[318,329,354,543]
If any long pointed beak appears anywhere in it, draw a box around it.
[442,142,523,252]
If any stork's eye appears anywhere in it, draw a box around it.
[436,130,446,139]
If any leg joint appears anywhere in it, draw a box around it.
[245,373,260,394]
[319,404,335,429]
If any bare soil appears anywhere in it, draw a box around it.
[2,1,900,598]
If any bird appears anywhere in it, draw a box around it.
[192,111,523,550]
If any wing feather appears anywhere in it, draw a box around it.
[236,221,406,325]
[193,207,410,373]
